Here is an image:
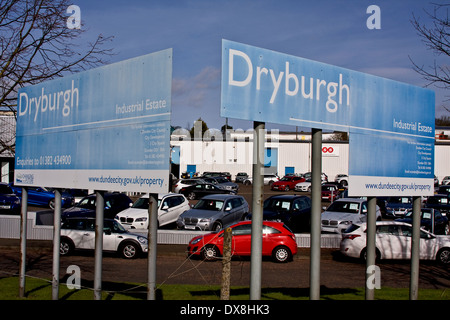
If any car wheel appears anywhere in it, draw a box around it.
[212,221,223,231]
[285,186,290,191]
[272,246,292,263]
[437,248,450,265]
[187,192,196,200]
[120,242,140,259]
[60,237,74,256]
[201,245,219,261]
[360,248,381,262]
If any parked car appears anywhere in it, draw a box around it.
[202,171,231,181]
[340,221,450,264]
[177,194,249,231]
[441,176,450,185]
[321,198,381,234]
[243,174,279,186]
[115,193,190,229]
[321,184,340,202]
[179,183,235,200]
[334,174,348,187]
[173,178,205,193]
[60,217,148,259]
[10,184,74,209]
[303,172,328,183]
[384,197,413,218]
[294,179,312,192]
[425,194,450,216]
[187,220,297,263]
[247,195,312,233]
[202,177,239,192]
[235,172,249,183]
[271,175,305,191]
[396,208,449,235]
[437,185,450,195]
[0,182,20,214]
[62,192,133,220]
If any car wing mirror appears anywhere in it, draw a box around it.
[162,205,169,210]
[103,228,112,235]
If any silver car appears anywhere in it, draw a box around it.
[177,194,249,231]
[321,198,381,234]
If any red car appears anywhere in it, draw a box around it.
[321,184,340,201]
[271,176,305,191]
[187,221,298,263]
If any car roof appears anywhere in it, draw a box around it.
[334,197,366,203]
[201,194,241,200]
[267,194,308,200]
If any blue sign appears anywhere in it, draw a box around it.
[15,49,172,193]
[221,40,435,196]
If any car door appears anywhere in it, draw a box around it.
[222,199,237,227]
[231,224,252,255]
[159,195,183,226]
[71,219,96,250]
[376,224,404,259]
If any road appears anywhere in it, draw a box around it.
[1,241,449,295]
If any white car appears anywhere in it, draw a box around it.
[295,179,312,192]
[115,193,190,229]
[321,198,381,234]
[243,174,279,186]
[442,176,450,185]
[60,218,148,259]
[173,178,205,193]
[340,221,450,264]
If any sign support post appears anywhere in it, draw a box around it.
[147,193,158,300]
[250,121,265,300]
[19,187,28,298]
[52,189,62,300]
[410,196,421,300]
[365,196,377,300]
[94,190,104,300]
[309,128,322,300]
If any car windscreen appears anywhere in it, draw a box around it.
[194,199,224,211]
[264,199,291,211]
[327,201,360,214]
[0,185,13,194]
[132,197,149,209]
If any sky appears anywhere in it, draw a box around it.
[75,0,449,131]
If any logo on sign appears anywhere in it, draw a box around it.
[322,146,339,157]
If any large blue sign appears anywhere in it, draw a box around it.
[15,49,172,193]
[221,40,435,196]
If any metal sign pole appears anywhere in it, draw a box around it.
[52,189,62,300]
[94,190,104,300]
[147,193,158,300]
[409,196,421,300]
[19,187,28,298]
[309,128,322,300]
[365,196,377,300]
[250,121,265,300]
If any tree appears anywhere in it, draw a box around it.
[410,4,450,112]
[0,0,113,115]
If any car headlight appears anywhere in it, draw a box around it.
[138,236,148,244]
[135,217,147,222]
[191,237,202,245]
[339,221,351,226]
[200,218,211,222]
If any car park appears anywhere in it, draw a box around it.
[271,175,305,191]
[115,193,190,229]
[243,174,279,186]
[179,182,236,200]
[425,194,450,216]
[60,217,148,259]
[10,184,74,209]
[235,172,249,183]
[321,198,381,234]
[247,194,312,233]
[177,194,249,231]
[321,184,340,201]
[396,208,449,235]
[340,221,450,264]
[0,182,20,214]
[384,196,413,218]
[62,192,133,220]
[187,220,297,262]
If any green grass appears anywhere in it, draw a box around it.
[0,276,448,300]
